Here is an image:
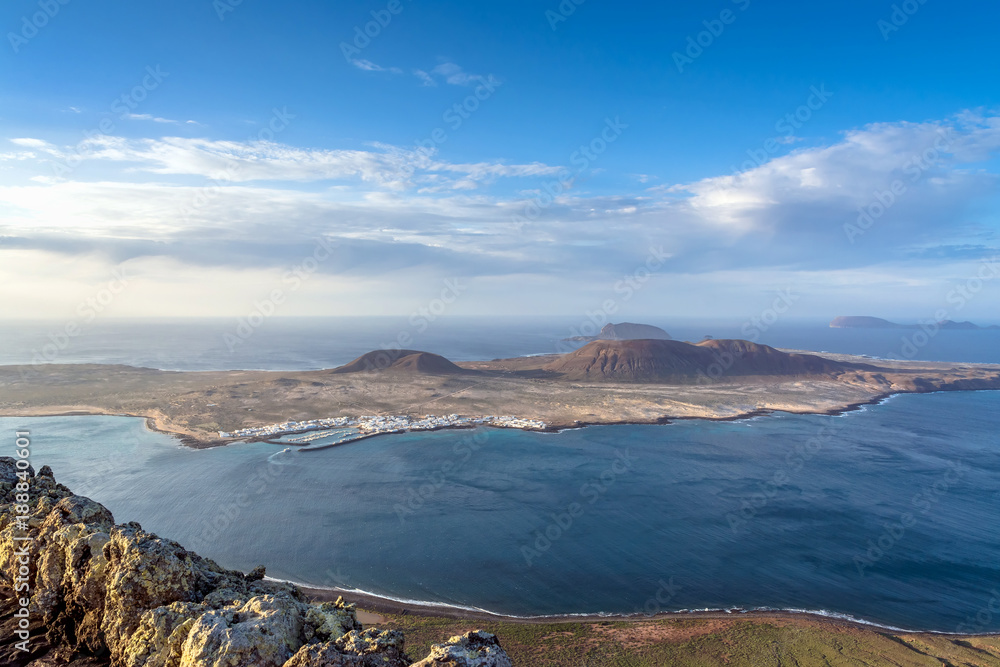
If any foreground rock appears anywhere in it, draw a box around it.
[0,458,510,667]
[410,631,512,667]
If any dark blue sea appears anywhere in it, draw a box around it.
[1,317,998,632]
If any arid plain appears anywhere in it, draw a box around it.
[2,339,998,447]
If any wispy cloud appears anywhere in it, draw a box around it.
[349,58,403,74]
[430,62,492,86]
[2,112,998,316]
[125,113,200,125]
[2,134,564,197]
[413,69,436,87]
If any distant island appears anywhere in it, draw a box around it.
[3,338,999,447]
[563,321,672,342]
[830,316,1000,330]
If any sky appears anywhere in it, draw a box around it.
[2,0,999,323]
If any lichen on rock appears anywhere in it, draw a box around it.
[410,631,514,667]
[0,458,513,667]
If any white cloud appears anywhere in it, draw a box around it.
[5,134,562,191]
[10,138,54,149]
[669,112,1000,240]
[125,113,200,125]
[2,111,999,318]
[430,62,490,86]
[413,69,436,87]
[349,59,403,74]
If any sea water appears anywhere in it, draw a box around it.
[3,389,999,633]
[2,316,998,370]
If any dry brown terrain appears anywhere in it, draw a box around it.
[299,586,1000,667]
[0,340,998,447]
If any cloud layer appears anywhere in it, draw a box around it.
[2,111,999,317]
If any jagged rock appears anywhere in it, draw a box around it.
[284,628,408,667]
[302,597,362,643]
[0,455,34,486]
[178,593,307,667]
[410,631,513,667]
[122,601,207,667]
[0,459,109,655]
[0,461,514,667]
[101,522,253,662]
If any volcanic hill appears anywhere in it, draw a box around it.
[543,339,852,382]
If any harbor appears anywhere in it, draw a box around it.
[219,414,548,451]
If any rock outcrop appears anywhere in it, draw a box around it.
[410,631,513,667]
[0,458,511,667]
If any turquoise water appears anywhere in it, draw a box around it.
[4,390,999,632]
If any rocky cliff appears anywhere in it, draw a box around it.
[0,458,511,667]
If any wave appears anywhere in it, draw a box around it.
[262,577,987,635]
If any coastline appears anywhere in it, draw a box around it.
[288,581,995,637]
[3,385,989,449]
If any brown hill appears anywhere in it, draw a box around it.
[543,339,849,382]
[331,349,470,375]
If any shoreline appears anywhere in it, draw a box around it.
[2,386,984,449]
[289,581,996,637]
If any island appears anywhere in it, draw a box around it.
[561,321,672,341]
[830,315,1000,329]
[2,338,999,448]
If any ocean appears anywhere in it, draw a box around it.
[2,316,998,370]
[1,317,998,632]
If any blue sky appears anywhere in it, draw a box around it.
[2,0,999,321]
